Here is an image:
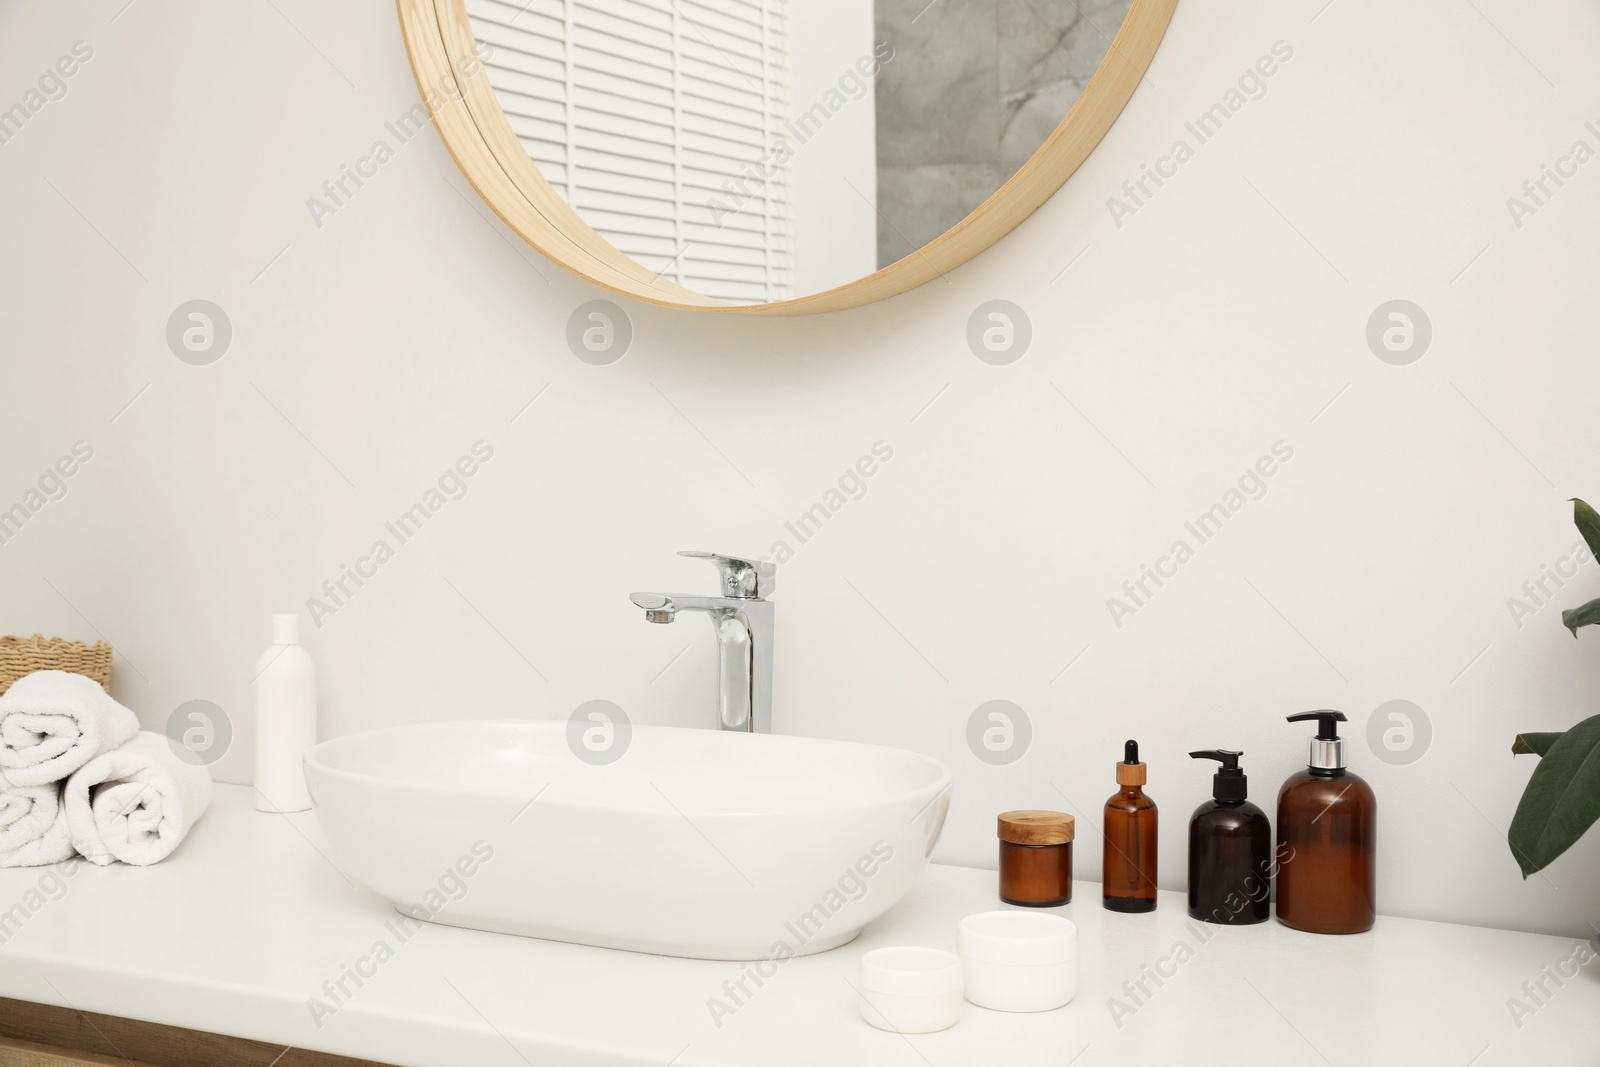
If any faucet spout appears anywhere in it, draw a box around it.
[630,592,738,616]
[629,554,776,733]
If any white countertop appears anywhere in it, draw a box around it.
[0,785,1596,1066]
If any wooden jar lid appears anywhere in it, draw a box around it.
[1116,761,1147,786]
[997,810,1075,845]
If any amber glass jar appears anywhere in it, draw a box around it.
[997,810,1074,907]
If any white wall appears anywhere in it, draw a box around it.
[3,0,1599,937]
[785,0,878,295]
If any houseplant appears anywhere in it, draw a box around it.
[1509,499,1600,877]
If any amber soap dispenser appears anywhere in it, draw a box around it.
[1276,711,1376,934]
[1187,750,1271,925]
[1103,740,1158,913]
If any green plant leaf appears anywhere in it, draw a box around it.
[1573,499,1600,562]
[1509,713,1600,877]
[1513,732,1565,756]
[1563,597,1600,636]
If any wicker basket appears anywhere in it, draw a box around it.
[0,635,112,696]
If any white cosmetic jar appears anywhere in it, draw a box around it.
[857,946,964,1033]
[958,910,1079,1012]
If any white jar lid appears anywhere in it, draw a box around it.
[859,947,964,997]
[958,910,1078,966]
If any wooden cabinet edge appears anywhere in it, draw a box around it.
[0,998,396,1067]
[0,1034,160,1067]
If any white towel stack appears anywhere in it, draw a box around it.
[0,671,210,867]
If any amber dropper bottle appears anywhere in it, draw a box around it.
[1103,740,1158,913]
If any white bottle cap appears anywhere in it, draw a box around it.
[272,613,300,645]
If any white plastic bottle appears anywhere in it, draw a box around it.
[253,613,317,813]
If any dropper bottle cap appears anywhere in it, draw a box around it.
[1286,710,1347,771]
[1115,739,1147,786]
[1189,750,1248,803]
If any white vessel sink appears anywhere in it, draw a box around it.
[305,721,952,960]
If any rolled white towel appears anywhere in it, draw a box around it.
[64,732,212,866]
[0,671,139,787]
[0,784,72,868]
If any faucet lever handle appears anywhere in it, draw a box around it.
[678,551,776,600]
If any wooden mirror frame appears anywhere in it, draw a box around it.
[397,0,1178,315]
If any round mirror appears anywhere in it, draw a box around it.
[399,0,1176,313]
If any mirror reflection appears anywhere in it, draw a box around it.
[466,0,1133,304]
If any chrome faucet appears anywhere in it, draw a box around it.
[631,551,776,733]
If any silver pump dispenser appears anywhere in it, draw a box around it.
[1287,710,1348,771]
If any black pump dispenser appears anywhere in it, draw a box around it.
[1288,710,1343,740]
[1189,750,1248,803]
[1286,710,1348,775]
[1186,748,1270,924]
